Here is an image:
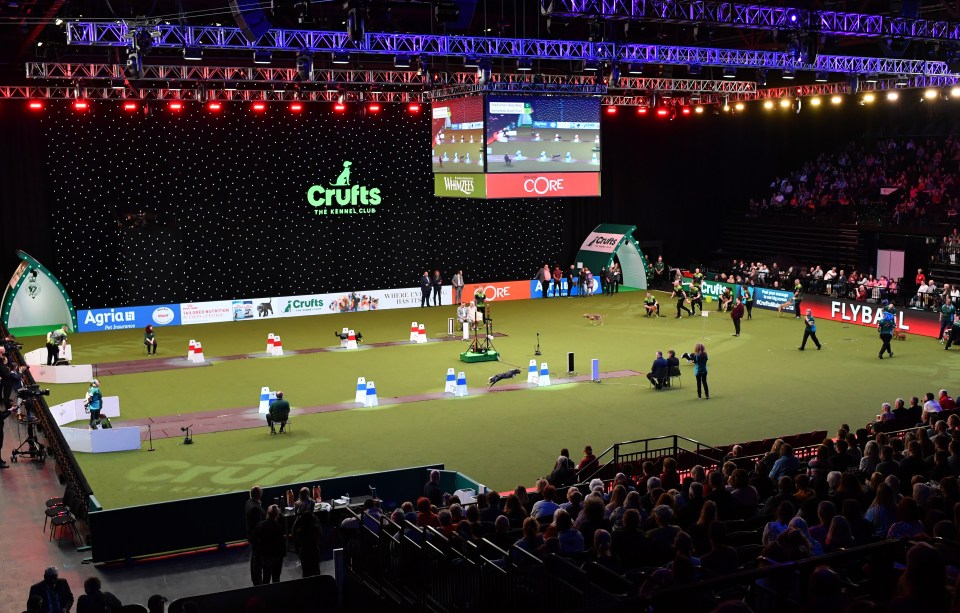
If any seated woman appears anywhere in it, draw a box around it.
[144,325,158,355]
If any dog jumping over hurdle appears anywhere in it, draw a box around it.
[582,313,605,326]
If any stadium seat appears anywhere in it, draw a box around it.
[49,513,79,546]
[667,365,682,388]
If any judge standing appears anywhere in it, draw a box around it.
[799,308,822,351]
[730,298,744,337]
[692,343,709,400]
[420,271,431,308]
[432,270,443,306]
[452,270,465,304]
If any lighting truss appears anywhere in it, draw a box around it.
[65,22,953,76]
[26,63,757,95]
[546,0,960,43]
[730,75,960,100]
[0,85,424,102]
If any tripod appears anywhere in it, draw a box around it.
[11,419,46,463]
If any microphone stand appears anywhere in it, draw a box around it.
[147,424,155,451]
[535,333,542,356]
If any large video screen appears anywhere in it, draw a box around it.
[485,96,601,173]
[431,95,484,174]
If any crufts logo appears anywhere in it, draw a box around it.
[443,176,475,195]
[587,235,618,248]
[307,161,382,215]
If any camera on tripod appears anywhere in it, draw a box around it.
[3,340,23,352]
[17,384,50,398]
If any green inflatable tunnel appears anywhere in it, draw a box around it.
[574,224,650,290]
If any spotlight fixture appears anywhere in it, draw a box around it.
[763,100,775,110]
[407,102,421,113]
[865,73,879,83]
[887,91,899,101]
[168,101,184,111]
[924,88,938,100]
[861,92,876,104]
[582,59,600,72]
[72,100,89,111]
[253,50,273,65]
[779,98,791,108]
[756,69,768,86]
[809,97,822,106]
[122,101,138,112]
[694,106,704,114]
[782,68,795,79]
[517,57,533,71]
[182,46,202,61]
[394,54,412,69]
[734,102,745,111]
[722,67,736,79]
[331,51,350,65]
[895,75,909,88]
[251,102,267,112]
[688,64,702,76]
[680,106,692,115]
[814,71,828,82]
[830,95,842,105]
[951,86,960,98]
[290,102,304,112]
[605,105,617,114]
[207,101,223,112]
[628,62,644,75]
[368,102,381,113]
[296,52,314,81]
[463,56,480,68]
[636,106,649,115]
[333,102,346,112]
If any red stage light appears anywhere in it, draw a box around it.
[655,107,670,117]
[368,103,381,113]
[251,102,266,112]
[333,102,346,112]
[605,106,617,114]
[207,102,223,112]
[636,107,649,115]
[28,100,44,111]
[168,101,184,111]
[73,100,89,111]
[680,106,692,115]
[122,102,138,112]
[290,102,304,113]
[407,103,421,113]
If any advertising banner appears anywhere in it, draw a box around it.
[461,281,531,303]
[530,278,601,298]
[804,294,940,338]
[486,172,601,198]
[323,287,427,312]
[78,304,181,332]
[752,287,795,314]
[434,173,487,198]
[180,301,235,325]
[681,279,741,303]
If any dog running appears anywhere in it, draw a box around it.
[489,368,522,387]
[582,313,605,325]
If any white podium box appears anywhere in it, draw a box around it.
[48,396,121,427]
[24,344,73,366]
[27,363,94,384]
[61,427,141,453]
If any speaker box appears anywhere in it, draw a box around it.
[229,0,272,42]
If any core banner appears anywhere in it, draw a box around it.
[485,172,600,199]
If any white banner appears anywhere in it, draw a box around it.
[180,300,236,325]
[579,231,623,254]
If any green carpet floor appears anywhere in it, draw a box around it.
[17,293,960,508]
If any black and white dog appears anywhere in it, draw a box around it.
[258,299,273,317]
[489,368,522,387]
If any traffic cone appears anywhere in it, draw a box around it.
[444,368,457,394]
[355,377,367,403]
[340,327,349,348]
[410,322,419,342]
[538,362,551,387]
[527,359,539,384]
[346,330,358,350]
[417,324,427,344]
[266,333,275,354]
[188,339,196,361]
[273,336,283,356]
[192,342,205,363]
[455,372,468,397]
[364,381,379,407]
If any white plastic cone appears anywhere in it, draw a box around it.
[258,386,277,414]
[346,330,358,350]
[192,342,205,363]
[527,359,539,384]
[538,363,551,387]
[188,339,196,361]
[266,333,275,354]
[355,377,367,403]
[410,322,419,342]
[417,324,427,344]
[273,336,283,356]
[444,368,457,394]
[455,372,468,397]
[340,327,349,348]
[364,381,379,407]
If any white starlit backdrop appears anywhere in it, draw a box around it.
[38,102,572,309]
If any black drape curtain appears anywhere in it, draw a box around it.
[0,107,53,276]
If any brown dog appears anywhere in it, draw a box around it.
[893,329,907,340]
[582,313,605,326]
